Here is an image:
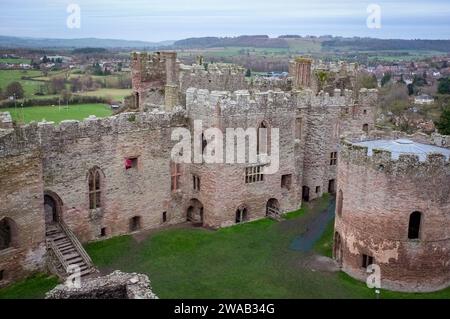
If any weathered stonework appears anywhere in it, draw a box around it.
[0,52,376,287]
[335,137,450,292]
[45,270,158,299]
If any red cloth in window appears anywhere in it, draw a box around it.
[125,159,133,169]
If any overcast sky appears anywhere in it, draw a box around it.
[0,0,449,41]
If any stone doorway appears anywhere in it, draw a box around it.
[328,179,336,194]
[187,199,204,225]
[235,205,248,223]
[44,191,62,227]
[266,198,280,216]
[302,186,310,202]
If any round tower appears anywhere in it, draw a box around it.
[335,138,450,292]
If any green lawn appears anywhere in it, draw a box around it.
[2,195,450,299]
[77,88,131,100]
[83,196,450,299]
[0,274,58,299]
[4,103,112,124]
[0,70,45,98]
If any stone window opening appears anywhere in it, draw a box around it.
[408,211,422,240]
[330,152,338,165]
[316,186,321,194]
[135,92,140,108]
[0,217,18,251]
[328,179,336,194]
[363,123,369,133]
[100,227,107,237]
[281,174,292,190]
[192,175,201,191]
[363,109,367,115]
[171,162,181,191]
[129,216,142,232]
[125,157,138,170]
[201,133,208,154]
[162,212,167,223]
[88,168,102,210]
[0,270,4,281]
[362,254,374,269]
[235,206,248,224]
[245,165,264,184]
[257,121,270,155]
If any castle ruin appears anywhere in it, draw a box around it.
[5,51,428,292]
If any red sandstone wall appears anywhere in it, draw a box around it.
[0,150,46,286]
[335,143,450,292]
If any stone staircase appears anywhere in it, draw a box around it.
[46,222,96,280]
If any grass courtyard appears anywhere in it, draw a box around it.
[4,103,113,124]
[1,195,450,299]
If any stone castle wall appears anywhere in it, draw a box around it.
[0,145,46,286]
[0,111,188,249]
[335,140,450,292]
[0,52,379,287]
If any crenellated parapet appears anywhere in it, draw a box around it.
[186,87,359,116]
[340,138,450,176]
[186,88,296,116]
[0,110,187,158]
[180,63,246,76]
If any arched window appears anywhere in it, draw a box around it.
[408,211,422,239]
[0,218,18,250]
[337,190,343,217]
[89,168,102,209]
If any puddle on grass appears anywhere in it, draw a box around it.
[289,201,336,252]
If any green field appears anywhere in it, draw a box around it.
[82,196,449,299]
[78,88,131,100]
[0,70,45,97]
[0,58,32,65]
[1,195,450,299]
[4,103,113,124]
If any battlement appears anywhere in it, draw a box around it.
[186,87,360,115]
[0,110,187,158]
[180,63,246,76]
[341,138,450,174]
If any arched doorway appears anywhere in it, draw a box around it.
[44,191,63,226]
[302,186,310,202]
[266,198,280,217]
[235,205,248,224]
[187,199,204,225]
[129,216,142,232]
[334,232,343,266]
